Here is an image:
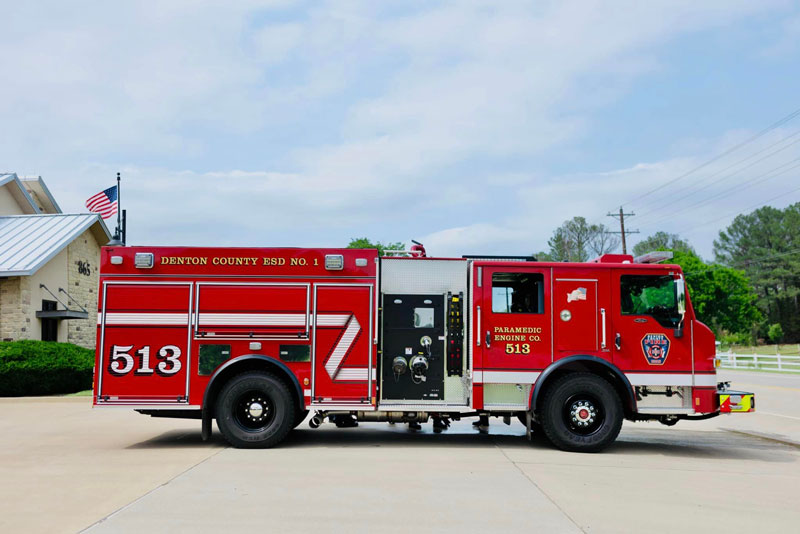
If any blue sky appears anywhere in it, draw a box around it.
[2,0,799,259]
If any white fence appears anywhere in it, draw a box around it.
[717,351,800,373]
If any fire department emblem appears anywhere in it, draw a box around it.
[641,333,670,365]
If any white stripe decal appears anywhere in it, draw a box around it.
[335,367,369,381]
[316,315,350,327]
[627,373,716,387]
[324,316,361,380]
[198,313,305,326]
[99,311,366,383]
[101,313,189,325]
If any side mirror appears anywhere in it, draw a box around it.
[674,275,686,337]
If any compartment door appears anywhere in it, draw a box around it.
[312,284,375,405]
[97,282,192,405]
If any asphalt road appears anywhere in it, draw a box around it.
[1,369,797,534]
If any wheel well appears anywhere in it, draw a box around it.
[532,359,635,418]
[202,355,303,420]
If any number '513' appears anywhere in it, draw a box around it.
[109,345,182,376]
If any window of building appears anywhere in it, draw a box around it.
[41,300,58,342]
[492,273,545,314]
[620,275,680,328]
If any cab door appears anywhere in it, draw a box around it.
[611,270,692,375]
[476,264,552,376]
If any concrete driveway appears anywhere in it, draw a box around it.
[1,369,798,534]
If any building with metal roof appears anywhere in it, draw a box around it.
[0,174,110,348]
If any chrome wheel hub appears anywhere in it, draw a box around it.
[570,400,596,427]
[245,397,269,422]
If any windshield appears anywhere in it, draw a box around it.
[620,274,680,328]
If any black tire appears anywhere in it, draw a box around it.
[539,373,623,453]
[215,371,294,449]
[293,409,309,429]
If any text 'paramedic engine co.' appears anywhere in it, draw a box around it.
[493,326,542,354]
[159,256,319,267]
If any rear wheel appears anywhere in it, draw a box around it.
[539,373,622,453]
[215,371,294,449]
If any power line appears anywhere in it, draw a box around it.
[675,184,800,237]
[634,131,800,223]
[638,156,800,230]
[621,106,800,208]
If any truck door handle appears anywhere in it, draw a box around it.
[615,333,621,350]
[485,331,491,348]
[600,308,607,349]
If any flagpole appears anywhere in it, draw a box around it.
[116,172,122,241]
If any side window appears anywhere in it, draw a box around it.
[620,275,679,328]
[492,273,544,314]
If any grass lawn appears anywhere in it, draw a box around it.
[720,343,800,355]
[65,390,93,397]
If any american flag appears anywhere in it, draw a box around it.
[85,185,118,219]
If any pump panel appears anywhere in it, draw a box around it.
[380,294,444,401]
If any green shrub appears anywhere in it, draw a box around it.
[0,340,94,396]
[767,323,784,344]
[718,331,753,346]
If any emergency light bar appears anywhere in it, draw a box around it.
[462,255,537,262]
[633,251,674,264]
[134,252,155,268]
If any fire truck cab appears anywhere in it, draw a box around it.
[93,246,754,452]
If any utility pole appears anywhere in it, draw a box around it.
[607,207,639,254]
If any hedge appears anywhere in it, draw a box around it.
[0,340,94,396]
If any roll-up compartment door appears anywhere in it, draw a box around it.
[194,283,310,339]
[97,282,192,404]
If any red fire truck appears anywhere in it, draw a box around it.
[93,245,754,452]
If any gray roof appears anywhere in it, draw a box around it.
[0,173,40,214]
[0,213,111,276]
[20,176,62,213]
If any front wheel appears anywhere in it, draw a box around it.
[539,373,623,453]
[215,371,294,448]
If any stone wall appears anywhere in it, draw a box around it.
[66,228,101,349]
[0,276,32,342]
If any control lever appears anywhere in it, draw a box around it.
[615,333,621,350]
[485,331,491,348]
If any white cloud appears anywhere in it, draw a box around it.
[1,0,795,260]
[419,128,800,259]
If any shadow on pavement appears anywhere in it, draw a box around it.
[124,422,798,463]
[126,430,228,449]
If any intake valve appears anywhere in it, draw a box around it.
[410,355,429,382]
[392,356,408,378]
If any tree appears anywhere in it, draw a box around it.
[632,232,694,257]
[544,217,618,262]
[670,250,761,336]
[347,237,405,256]
[714,203,800,342]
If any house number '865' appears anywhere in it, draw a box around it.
[109,345,182,376]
